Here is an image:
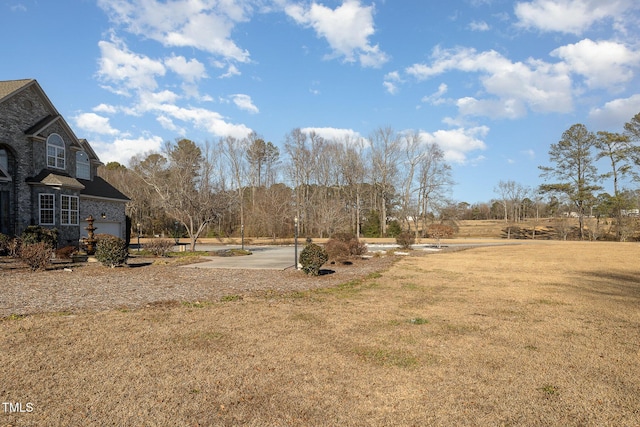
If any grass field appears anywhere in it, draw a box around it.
[2,241,639,426]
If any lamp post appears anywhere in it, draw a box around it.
[294,216,298,270]
[136,222,141,252]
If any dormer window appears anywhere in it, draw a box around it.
[76,151,90,180]
[46,133,65,169]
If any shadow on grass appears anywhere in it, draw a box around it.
[574,270,640,300]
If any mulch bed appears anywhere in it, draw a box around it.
[0,255,396,318]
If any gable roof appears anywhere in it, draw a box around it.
[0,79,100,163]
[0,79,35,103]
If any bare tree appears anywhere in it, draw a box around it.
[131,139,223,251]
[417,142,453,235]
[336,137,367,238]
[221,135,250,245]
[284,129,311,234]
[368,127,401,236]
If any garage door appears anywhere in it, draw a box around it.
[80,221,122,239]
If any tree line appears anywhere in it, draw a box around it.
[99,127,454,250]
[480,113,640,241]
[100,113,640,248]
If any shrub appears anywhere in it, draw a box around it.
[95,235,129,268]
[324,239,350,260]
[143,238,175,257]
[299,243,328,276]
[427,223,455,248]
[55,246,77,259]
[396,231,415,249]
[325,232,367,260]
[21,226,58,248]
[20,242,53,271]
[0,233,10,256]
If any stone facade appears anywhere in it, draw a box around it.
[0,79,129,247]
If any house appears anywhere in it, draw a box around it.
[0,79,129,247]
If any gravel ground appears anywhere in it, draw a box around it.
[0,255,396,317]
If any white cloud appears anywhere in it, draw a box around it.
[230,94,259,114]
[93,103,118,114]
[420,126,489,164]
[588,94,640,128]
[421,83,449,105]
[156,115,186,134]
[406,46,573,119]
[514,0,634,35]
[218,64,241,79]
[97,37,166,94]
[551,39,640,90]
[383,71,402,94]
[285,0,388,67]
[164,55,207,83]
[300,127,363,143]
[469,20,490,31]
[74,113,120,136]
[92,135,164,166]
[153,104,252,139]
[97,0,251,62]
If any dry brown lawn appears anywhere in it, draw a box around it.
[2,241,639,426]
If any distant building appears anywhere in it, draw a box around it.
[0,79,129,246]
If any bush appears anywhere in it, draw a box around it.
[299,243,329,276]
[95,235,129,268]
[20,242,53,271]
[143,239,175,257]
[324,239,350,260]
[21,226,58,248]
[0,233,10,256]
[427,223,455,248]
[396,231,415,249]
[55,246,77,259]
[325,232,367,260]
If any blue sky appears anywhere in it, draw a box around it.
[2,0,640,203]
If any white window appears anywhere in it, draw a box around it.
[46,134,65,169]
[61,195,79,225]
[76,151,90,180]
[39,194,55,225]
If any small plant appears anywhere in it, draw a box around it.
[95,235,129,268]
[299,243,329,276]
[395,231,415,249]
[143,238,175,257]
[408,317,429,325]
[0,233,10,256]
[55,245,77,259]
[427,223,455,248]
[20,242,53,271]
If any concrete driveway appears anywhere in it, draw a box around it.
[181,245,297,270]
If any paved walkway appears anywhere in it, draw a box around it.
[181,245,297,270]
